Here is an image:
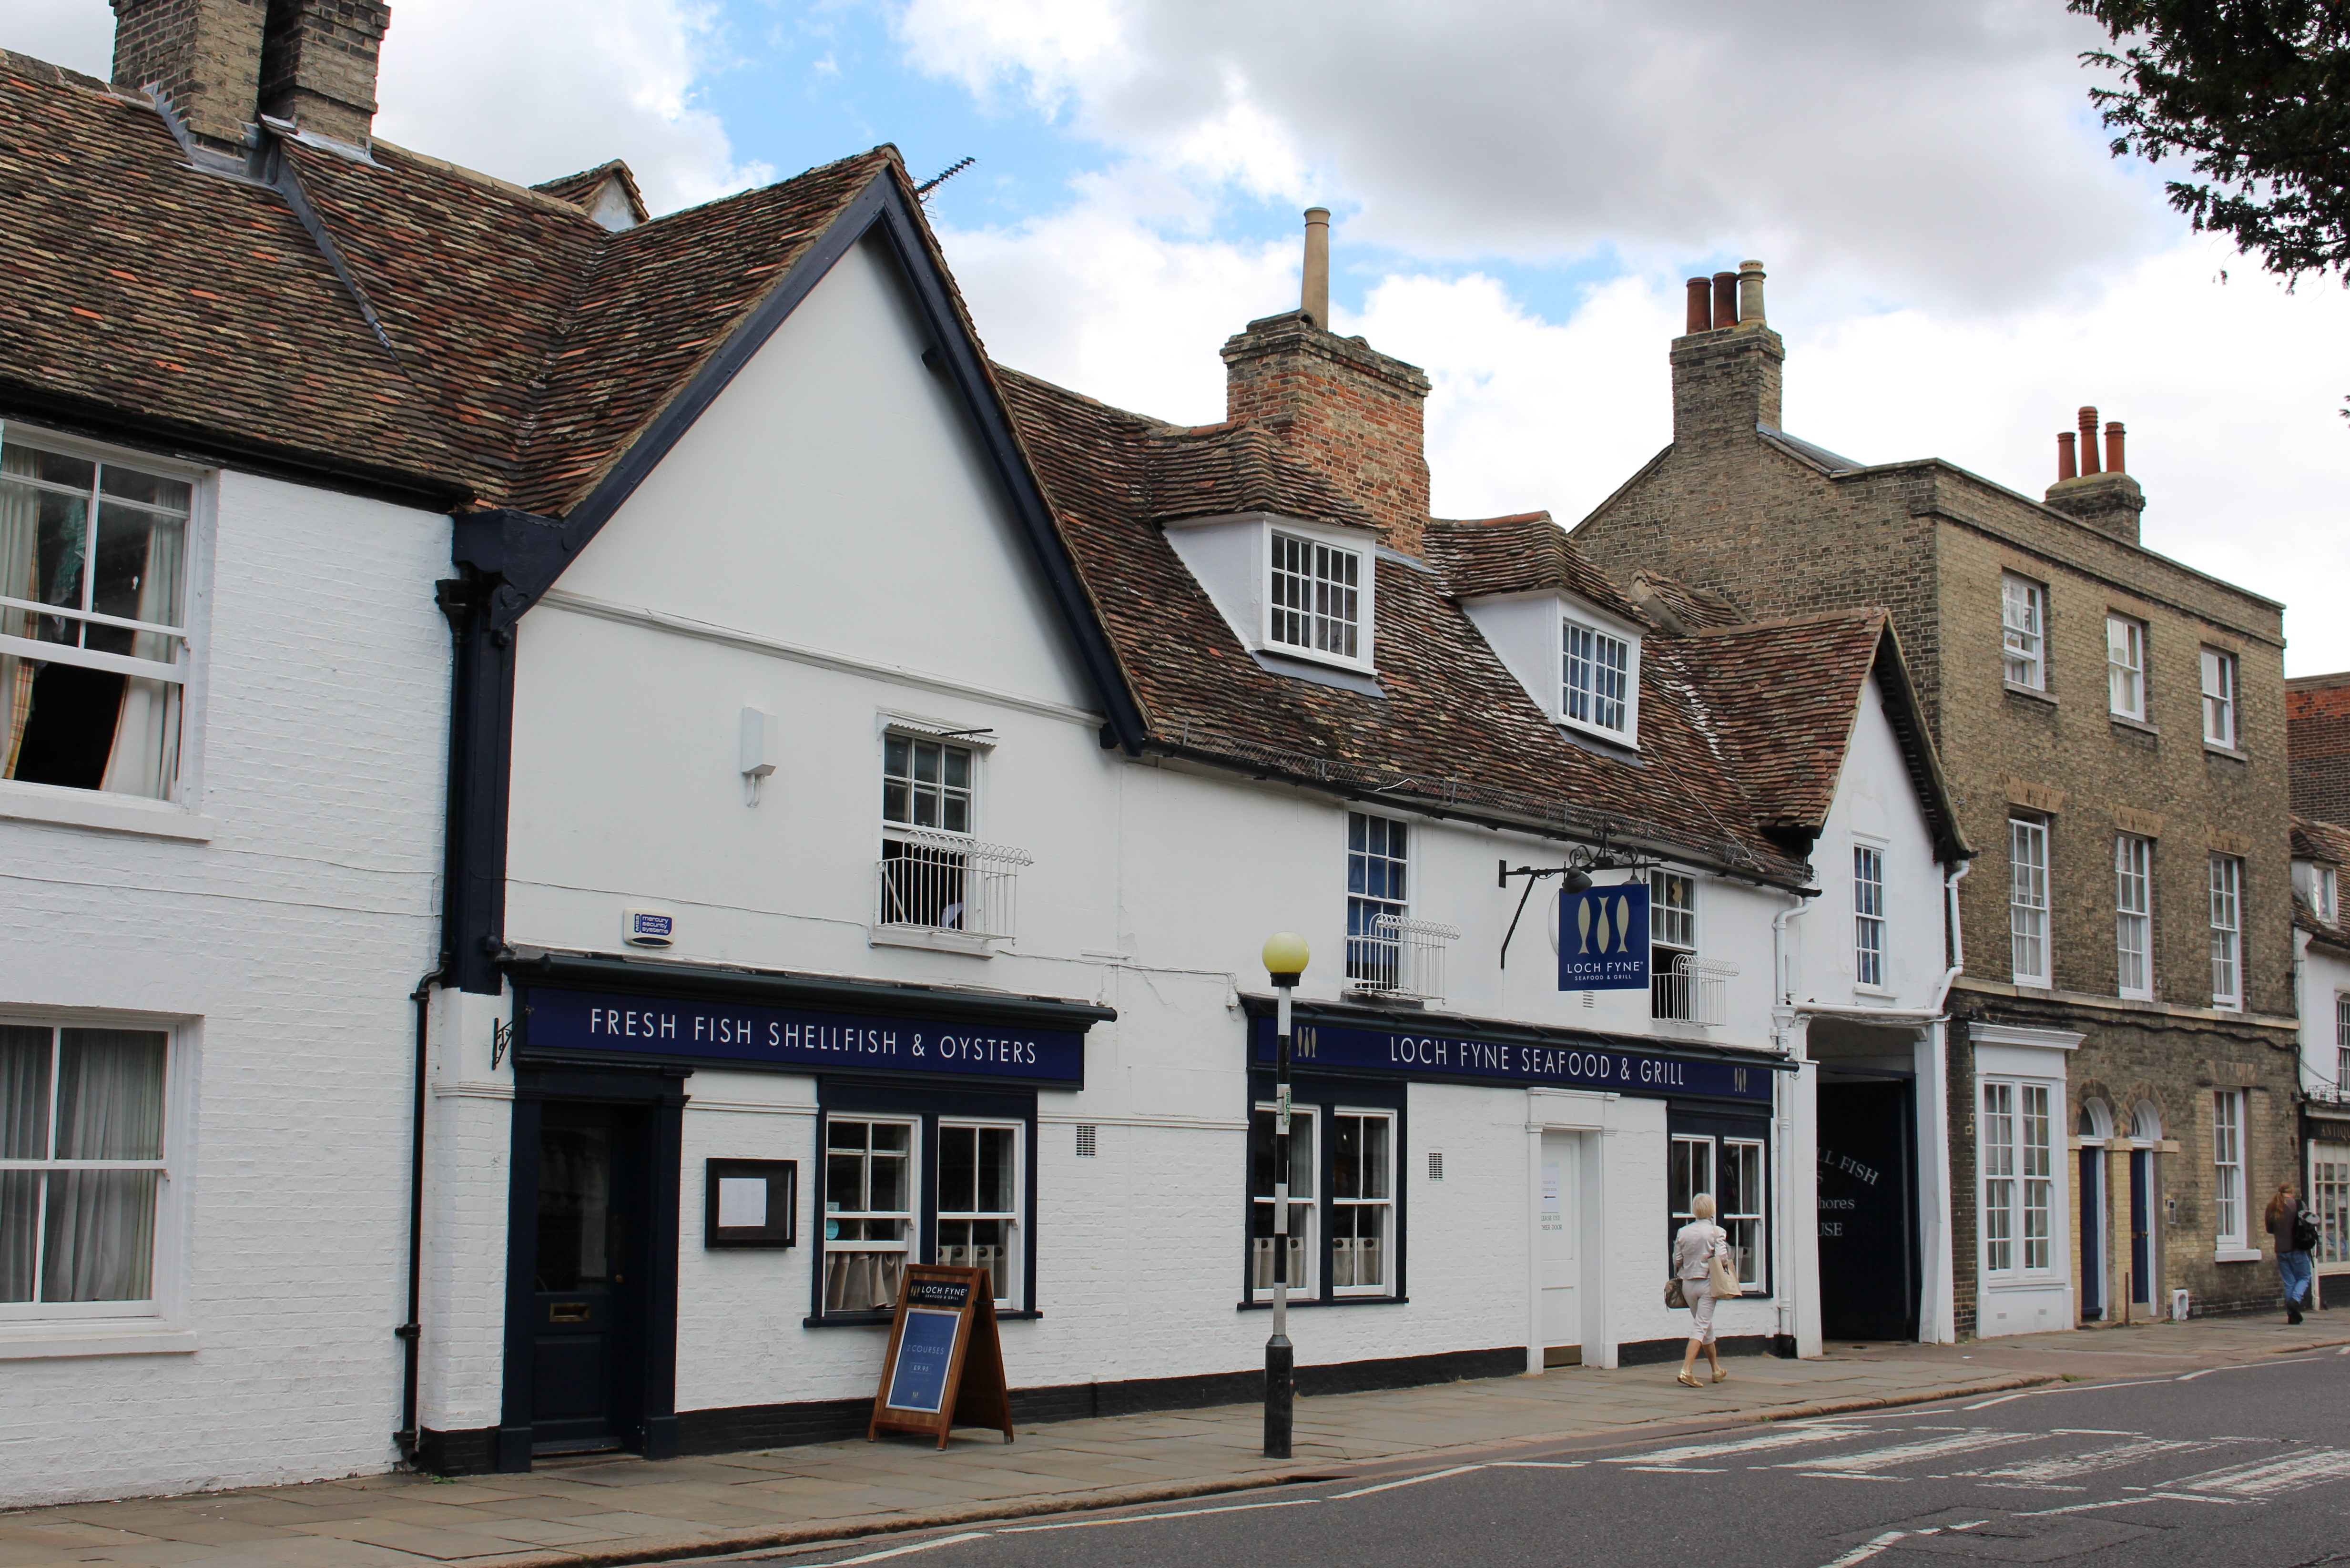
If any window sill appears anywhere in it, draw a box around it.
[2004,682,2056,708]
[2213,1246,2263,1264]
[1556,718,1639,755]
[0,780,213,841]
[803,1309,1042,1329]
[0,1324,197,1360]
[1237,1295,1408,1311]
[1852,984,1898,1001]
[868,926,1003,957]
[2109,714,2157,737]
[2203,742,2249,763]
[1251,647,1385,697]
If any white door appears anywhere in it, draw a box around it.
[1540,1130,1581,1362]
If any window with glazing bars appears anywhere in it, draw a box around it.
[1981,1080,2051,1273]
[2107,615,2146,719]
[2011,818,2050,986]
[881,734,973,928]
[2002,575,2046,689]
[1346,813,1407,988]
[1249,1104,1314,1298]
[2311,1149,2350,1265]
[2208,854,2242,1009]
[936,1122,1017,1305]
[821,1118,913,1313]
[2116,835,2152,999]
[1853,845,1886,987]
[1,438,193,799]
[0,1025,167,1312]
[2201,647,2238,747]
[2213,1091,2246,1247]
[1650,870,1696,1019]
[1563,619,1629,732]
[1269,533,1360,659]
[2337,994,2350,1091]
[1331,1112,1393,1294]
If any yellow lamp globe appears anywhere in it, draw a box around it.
[1261,932,1311,982]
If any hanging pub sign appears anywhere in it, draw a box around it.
[867,1264,1014,1449]
[1559,881,1649,991]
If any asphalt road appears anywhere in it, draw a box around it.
[753,1346,2350,1568]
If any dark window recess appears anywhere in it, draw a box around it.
[11,662,126,789]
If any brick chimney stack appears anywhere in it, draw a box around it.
[110,0,270,150]
[2044,405,2145,545]
[1671,256,1784,447]
[1222,208,1433,556]
[109,0,390,153]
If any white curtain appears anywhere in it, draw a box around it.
[99,509,184,800]
[41,1029,165,1303]
[0,444,37,779]
[0,1026,47,1304]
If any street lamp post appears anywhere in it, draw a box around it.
[1261,932,1309,1460]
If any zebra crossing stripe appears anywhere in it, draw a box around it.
[1959,1437,2218,1484]
[1786,1429,2049,1473]
[2174,1448,2350,1498]
[1603,1425,1867,1466]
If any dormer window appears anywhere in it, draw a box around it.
[1270,532,1361,660]
[1564,618,1630,733]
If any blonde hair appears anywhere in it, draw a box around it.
[1691,1193,1717,1220]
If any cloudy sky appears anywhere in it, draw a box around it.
[10,0,2346,670]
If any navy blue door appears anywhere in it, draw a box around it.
[2129,1149,2152,1304]
[2079,1149,2103,1320]
[530,1103,650,1453]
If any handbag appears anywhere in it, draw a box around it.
[1706,1227,1742,1298]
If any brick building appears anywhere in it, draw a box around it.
[1571,268,2299,1335]
[2289,671,2350,827]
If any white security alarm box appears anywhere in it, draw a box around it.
[623,906,675,947]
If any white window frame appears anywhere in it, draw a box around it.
[2106,614,2147,720]
[2208,854,2243,1011]
[2002,574,2047,691]
[2201,647,2238,748]
[1345,812,1409,989]
[2115,834,2153,1001]
[1980,1078,2055,1278]
[2310,1142,2350,1268]
[0,424,210,813]
[1562,615,1632,736]
[2010,816,2051,988]
[2296,861,2338,927]
[1250,1100,1318,1303]
[819,1115,918,1317]
[1720,1137,1767,1288]
[1649,868,1697,1021]
[2213,1090,2248,1253]
[1268,529,1367,667]
[935,1118,1023,1310]
[1329,1108,1395,1298]
[1853,842,1888,990]
[2337,993,2350,1091]
[0,1014,188,1333]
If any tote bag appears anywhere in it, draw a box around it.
[1706,1227,1742,1298]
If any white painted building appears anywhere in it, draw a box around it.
[0,1,1974,1501]
[2292,816,2350,1303]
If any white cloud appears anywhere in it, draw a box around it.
[374,0,769,212]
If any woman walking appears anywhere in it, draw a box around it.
[2267,1182,2315,1325]
[1675,1193,1729,1387]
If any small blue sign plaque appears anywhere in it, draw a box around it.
[519,986,1087,1085]
[1559,882,1650,991]
[885,1308,963,1413]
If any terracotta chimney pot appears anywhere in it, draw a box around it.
[2057,430,2077,481]
[2077,406,2101,474]
[2105,420,2126,476]
[1685,277,1711,335]
[1711,271,1738,330]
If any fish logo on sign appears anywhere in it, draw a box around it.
[1558,882,1650,991]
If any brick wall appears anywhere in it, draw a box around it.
[109,0,268,147]
[255,0,389,145]
[1221,311,1432,556]
[2289,673,2350,826]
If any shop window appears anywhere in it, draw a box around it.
[2213,1090,2247,1251]
[936,1121,1018,1303]
[1249,1102,1315,1301]
[1981,1079,2053,1276]
[821,1117,914,1313]
[1,1024,171,1316]
[1668,1117,1769,1290]
[2310,1147,2350,1266]
[1,434,197,800]
[1330,1111,1394,1296]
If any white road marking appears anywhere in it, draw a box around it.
[1608,1425,1866,1466]
[1813,1530,1910,1568]
[1958,1436,2218,1484]
[1329,1464,1484,1498]
[1000,1499,1319,1534]
[1491,1460,1587,1468]
[2174,1448,2350,1498]
[1962,1377,2169,1409]
[1623,1465,1723,1473]
[1796,1472,1908,1482]
[802,1533,991,1565]
[1962,1392,2040,1410]
[2050,1428,2138,1436]
[1784,1429,2047,1473]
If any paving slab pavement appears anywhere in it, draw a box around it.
[5,1313,2345,1568]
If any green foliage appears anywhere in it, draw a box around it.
[2070,0,2350,285]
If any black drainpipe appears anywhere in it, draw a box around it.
[394,967,442,1462]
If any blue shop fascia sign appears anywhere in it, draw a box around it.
[1249,1014,1776,1104]
[519,985,1087,1087]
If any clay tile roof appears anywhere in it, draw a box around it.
[2295,815,2350,866]
[2,47,898,515]
[1424,513,1647,623]
[999,363,1823,883]
[1629,570,1744,632]
[530,159,648,225]
[1142,421,1375,531]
